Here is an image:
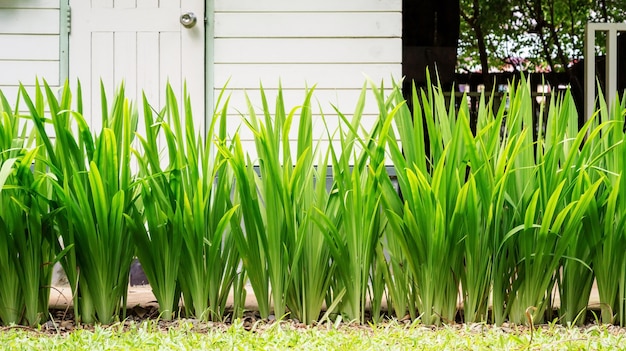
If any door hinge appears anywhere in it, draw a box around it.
[65,6,71,34]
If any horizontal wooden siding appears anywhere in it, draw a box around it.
[0,0,60,101]
[212,0,402,160]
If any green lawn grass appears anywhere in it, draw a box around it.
[1,320,625,350]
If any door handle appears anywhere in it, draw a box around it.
[180,12,197,28]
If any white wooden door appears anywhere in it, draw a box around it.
[69,0,205,131]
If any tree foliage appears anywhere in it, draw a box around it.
[458,0,626,73]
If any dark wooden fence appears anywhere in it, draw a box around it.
[440,72,579,132]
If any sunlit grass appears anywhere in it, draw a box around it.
[1,320,625,350]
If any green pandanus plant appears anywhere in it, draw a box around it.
[221,84,335,324]
[377,79,465,326]
[0,87,61,326]
[22,80,139,324]
[591,88,626,326]
[311,82,391,324]
[130,84,244,321]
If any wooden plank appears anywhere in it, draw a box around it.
[231,114,382,141]
[136,0,158,8]
[0,85,61,137]
[0,0,59,9]
[114,0,137,9]
[0,35,59,60]
[219,88,389,142]
[68,1,92,124]
[0,86,19,103]
[229,139,374,165]
[0,9,59,34]
[214,63,401,89]
[114,32,138,102]
[159,31,182,108]
[136,31,159,135]
[91,32,114,127]
[215,0,401,12]
[0,86,45,105]
[92,0,114,8]
[0,61,59,85]
[214,38,401,64]
[157,31,181,156]
[216,88,391,116]
[161,0,180,9]
[214,12,401,38]
[136,32,160,111]
[181,1,206,127]
[82,9,179,31]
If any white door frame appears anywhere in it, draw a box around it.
[63,0,213,134]
[204,0,215,130]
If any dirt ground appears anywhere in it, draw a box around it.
[38,281,609,334]
[48,284,260,311]
[48,281,602,314]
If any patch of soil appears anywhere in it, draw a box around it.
[15,305,624,337]
[34,307,312,335]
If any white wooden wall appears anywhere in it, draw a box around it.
[0,0,403,160]
[0,0,60,103]
[212,0,403,155]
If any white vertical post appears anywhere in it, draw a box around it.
[606,28,618,111]
[584,23,626,122]
[585,23,596,122]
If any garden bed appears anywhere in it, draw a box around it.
[47,281,606,325]
[2,78,626,328]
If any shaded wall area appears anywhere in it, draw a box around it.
[402,0,460,93]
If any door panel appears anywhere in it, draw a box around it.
[69,0,205,131]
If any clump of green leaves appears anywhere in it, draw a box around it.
[222,85,335,324]
[21,81,139,324]
[0,87,59,326]
[131,84,244,321]
[590,88,626,326]
[1,75,626,327]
